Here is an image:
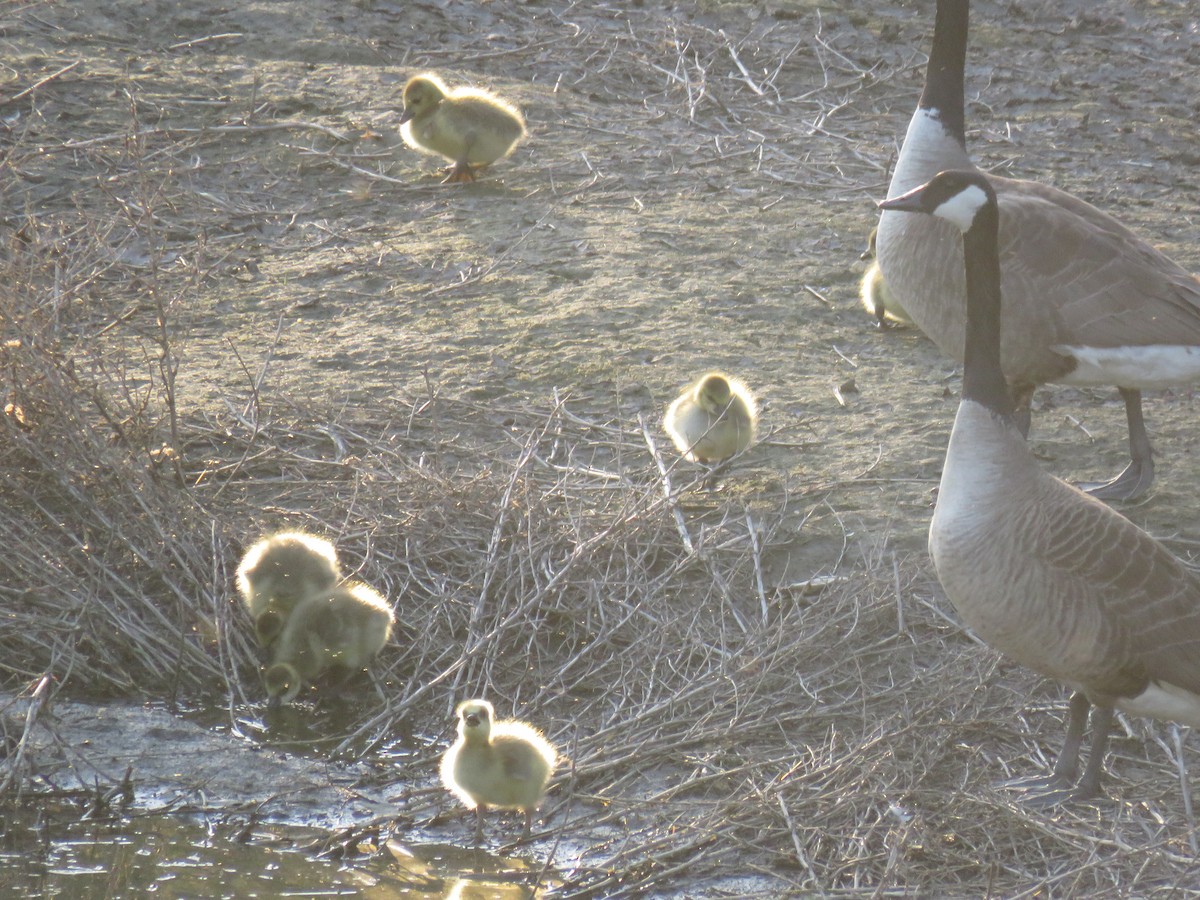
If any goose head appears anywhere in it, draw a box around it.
[878,168,995,235]
[400,73,449,125]
[879,168,1012,415]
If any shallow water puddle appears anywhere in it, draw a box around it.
[1,811,554,898]
[1,695,557,896]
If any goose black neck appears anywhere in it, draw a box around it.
[961,203,1015,416]
[919,0,968,145]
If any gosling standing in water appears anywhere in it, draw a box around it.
[399,72,526,183]
[440,699,557,844]
[264,582,394,709]
[236,531,341,647]
[663,372,757,466]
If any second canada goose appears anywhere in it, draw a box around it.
[881,169,1200,801]
[440,699,557,844]
[264,582,395,709]
[236,531,340,646]
[399,72,526,184]
[875,0,1200,500]
[663,372,757,466]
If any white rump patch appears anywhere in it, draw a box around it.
[1054,344,1200,389]
[1117,681,1200,730]
[933,184,989,233]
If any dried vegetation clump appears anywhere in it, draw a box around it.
[3,206,1198,893]
[3,0,1200,894]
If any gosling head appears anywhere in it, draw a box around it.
[456,698,495,741]
[695,373,734,416]
[399,73,449,125]
[264,662,302,710]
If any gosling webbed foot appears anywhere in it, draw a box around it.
[442,162,478,184]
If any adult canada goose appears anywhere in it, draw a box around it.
[236,531,340,646]
[881,169,1200,801]
[399,72,526,183]
[663,372,757,466]
[875,0,1200,500]
[264,581,395,709]
[440,699,557,844]
[860,228,912,329]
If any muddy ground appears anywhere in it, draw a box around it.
[4,0,1200,895]
[7,0,1200,551]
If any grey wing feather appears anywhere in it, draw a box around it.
[994,177,1200,347]
[1032,477,1200,693]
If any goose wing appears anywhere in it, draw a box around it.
[993,176,1200,348]
[438,94,524,146]
[1030,474,1200,696]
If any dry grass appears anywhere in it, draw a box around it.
[4,242,1199,892]
[3,0,1200,896]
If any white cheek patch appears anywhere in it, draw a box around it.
[1055,344,1200,389]
[933,184,988,232]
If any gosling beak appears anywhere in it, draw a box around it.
[465,714,481,727]
[267,695,282,712]
[399,109,414,125]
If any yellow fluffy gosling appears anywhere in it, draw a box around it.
[663,372,757,465]
[236,531,340,647]
[399,72,526,183]
[440,699,557,844]
[264,582,394,709]
[860,261,913,328]
[859,227,912,328]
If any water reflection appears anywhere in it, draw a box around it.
[0,808,555,899]
[386,840,552,898]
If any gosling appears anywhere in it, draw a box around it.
[663,372,757,465]
[399,72,526,183]
[859,228,911,328]
[440,699,557,844]
[236,531,341,646]
[860,262,913,328]
[263,582,394,709]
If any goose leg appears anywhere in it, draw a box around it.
[443,161,478,184]
[1071,704,1113,801]
[1011,384,1035,439]
[1079,387,1155,501]
[1015,694,1111,807]
[1048,691,1090,786]
[473,804,487,845]
[1001,691,1089,792]
[874,304,900,330]
[700,460,731,492]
